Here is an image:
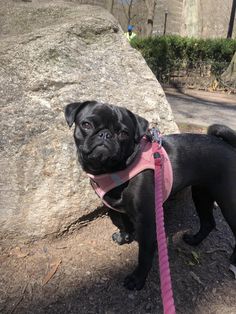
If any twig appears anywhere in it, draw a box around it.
[190,271,204,286]
[206,248,230,254]
[9,283,28,314]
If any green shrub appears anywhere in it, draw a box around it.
[132,35,236,83]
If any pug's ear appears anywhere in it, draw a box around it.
[125,112,149,166]
[65,101,94,127]
[64,102,82,127]
[134,113,149,142]
[127,110,149,142]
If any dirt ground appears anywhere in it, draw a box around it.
[165,88,236,130]
[1,188,236,314]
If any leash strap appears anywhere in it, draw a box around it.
[151,128,176,314]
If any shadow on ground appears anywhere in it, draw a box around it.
[1,191,235,314]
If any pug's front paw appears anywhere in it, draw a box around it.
[112,231,134,245]
[124,272,146,290]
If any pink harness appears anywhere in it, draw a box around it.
[87,137,173,211]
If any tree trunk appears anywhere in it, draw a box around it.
[105,0,114,14]
[227,0,236,38]
[221,52,236,85]
[144,0,156,37]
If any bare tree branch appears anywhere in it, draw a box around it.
[143,0,156,36]
[121,0,135,27]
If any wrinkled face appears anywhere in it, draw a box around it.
[65,101,148,175]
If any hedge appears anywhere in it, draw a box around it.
[131,35,236,84]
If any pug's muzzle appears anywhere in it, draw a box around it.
[79,129,121,168]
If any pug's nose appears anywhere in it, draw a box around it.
[98,130,112,140]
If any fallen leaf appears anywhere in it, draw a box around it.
[191,251,200,264]
[42,259,61,286]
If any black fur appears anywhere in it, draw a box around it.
[65,101,236,290]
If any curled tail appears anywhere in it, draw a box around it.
[208,124,236,148]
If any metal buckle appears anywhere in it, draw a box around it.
[150,127,162,148]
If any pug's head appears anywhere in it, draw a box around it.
[65,101,149,175]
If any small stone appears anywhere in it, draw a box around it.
[145,302,152,311]
[229,264,236,279]
[128,293,135,300]
[99,277,109,283]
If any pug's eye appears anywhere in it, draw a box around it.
[81,122,92,130]
[119,130,129,140]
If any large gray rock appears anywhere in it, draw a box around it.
[0,0,178,244]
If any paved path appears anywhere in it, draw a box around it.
[165,88,236,130]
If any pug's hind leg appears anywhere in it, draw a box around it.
[108,210,134,245]
[183,185,215,246]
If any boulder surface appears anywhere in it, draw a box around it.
[0,0,178,244]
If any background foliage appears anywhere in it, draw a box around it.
[132,35,236,86]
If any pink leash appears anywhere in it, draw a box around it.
[151,128,176,314]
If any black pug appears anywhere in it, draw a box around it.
[65,101,236,290]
